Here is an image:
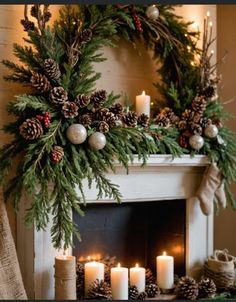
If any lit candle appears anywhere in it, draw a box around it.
[84,257,104,295]
[156,251,174,290]
[130,263,146,293]
[111,263,128,300]
[55,255,76,300]
[136,91,151,117]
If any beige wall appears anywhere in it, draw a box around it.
[214,5,236,255]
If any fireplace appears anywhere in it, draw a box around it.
[73,200,186,277]
[17,155,213,299]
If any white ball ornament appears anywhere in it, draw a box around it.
[88,132,106,150]
[146,5,159,21]
[204,124,219,138]
[189,134,204,150]
[66,124,87,144]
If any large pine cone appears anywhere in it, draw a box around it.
[146,283,160,298]
[199,117,212,129]
[75,94,90,108]
[146,268,155,285]
[122,111,138,127]
[21,19,35,31]
[78,114,93,127]
[178,120,188,131]
[19,117,43,140]
[49,86,68,106]
[176,276,199,300]
[129,285,139,300]
[97,121,109,133]
[198,277,216,298]
[62,102,78,118]
[51,146,64,163]
[30,72,51,93]
[76,262,85,299]
[137,291,147,300]
[44,58,61,81]
[192,96,207,115]
[138,113,149,128]
[202,86,215,98]
[160,107,180,125]
[79,28,93,44]
[90,90,107,108]
[190,122,203,135]
[181,109,195,123]
[110,103,124,118]
[154,114,170,127]
[96,108,116,127]
[87,279,112,300]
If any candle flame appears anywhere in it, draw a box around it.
[117,263,121,268]
[211,50,214,55]
[142,91,146,96]
[207,11,210,17]
[87,256,91,261]
[135,263,139,268]
[209,21,213,27]
[163,251,167,256]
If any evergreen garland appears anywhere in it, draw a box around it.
[1,4,236,249]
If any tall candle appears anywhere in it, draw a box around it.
[156,251,174,290]
[111,263,128,300]
[84,259,104,295]
[136,91,151,117]
[54,255,76,300]
[130,263,146,292]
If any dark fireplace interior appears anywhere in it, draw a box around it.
[73,200,186,277]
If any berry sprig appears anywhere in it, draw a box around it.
[133,13,143,33]
[36,112,51,128]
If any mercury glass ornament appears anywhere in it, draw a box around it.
[66,124,87,144]
[88,132,106,150]
[204,124,218,138]
[189,134,204,150]
[146,5,159,21]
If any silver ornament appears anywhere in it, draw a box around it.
[189,134,204,150]
[204,124,219,138]
[88,132,106,150]
[146,5,159,21]
[66,124,87,144]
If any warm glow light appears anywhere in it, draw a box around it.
[135,263,139,268]
[191,61,195,66]
[207,11,210,17]
[117,263,121,268]
[87,256,91,261]
[163,251,167,256]
[211,50,214,55]
[142,91,146,96]
[209,21,213,27]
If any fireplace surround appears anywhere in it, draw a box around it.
[17,154,212,299]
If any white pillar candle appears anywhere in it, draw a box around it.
[84,259,104,295]
[130,263,146,293]
[136,91,151,117]
[156,251,174,290]
[111,263,128,300]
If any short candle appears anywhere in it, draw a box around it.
[111,263,128,300]
[156,251,174,290]
[84,257,104,295]
[136,91,151,117]
[130,263,146,293]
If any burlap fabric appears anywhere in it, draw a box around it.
[0,198,27,299]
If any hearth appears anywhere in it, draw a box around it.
[73,200,186,277]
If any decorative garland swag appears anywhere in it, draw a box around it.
[1,4,236,249]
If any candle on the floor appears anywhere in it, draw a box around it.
[111,263,128,300]
[84,257,104,295]
[156,251,174,290]
[136,91,151,117]
[54,255,76,300]
[130,263,146,292]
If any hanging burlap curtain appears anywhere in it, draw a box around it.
[0,194,27,299]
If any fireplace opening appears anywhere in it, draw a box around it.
[73,200,186,277]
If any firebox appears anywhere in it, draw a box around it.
[73,200,186,277]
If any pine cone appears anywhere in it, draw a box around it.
[190,123,203,135]
[30,5,39,17]
[78,114,92,127]
[90,90,107,108]
[202,86,215,98]
[30,72,51,93]
[198,277,216,298]
[19,117,43,140]
[179,135,189,149]
[160,107,180,125]
[192,112,202,124]
[100,256,117,283]
[129,285,139,300]
[146,283,160,298]
[137,291,147,300]
[176,276,199,300]
[51,146,64,163]
[62,102,78,118]
[97,121,109,133]
[181,109,195,123]
[79,28,93,44]
[76,262,85,299]
[110,103,124,118]
[44,58,61,81]
[138,113,149,128]
[192,96,207,115]
[199,117,212,129]
[87,279,112,300]
[145,268,155,285]
[122,111,138,127]
[75,94,90,108]
[154,114,170,127]
[96,108,116,127]
[21,19,35,31]
[49,86,68,106]
[178,120,188,131]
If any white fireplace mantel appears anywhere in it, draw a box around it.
[17,155,213,300]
